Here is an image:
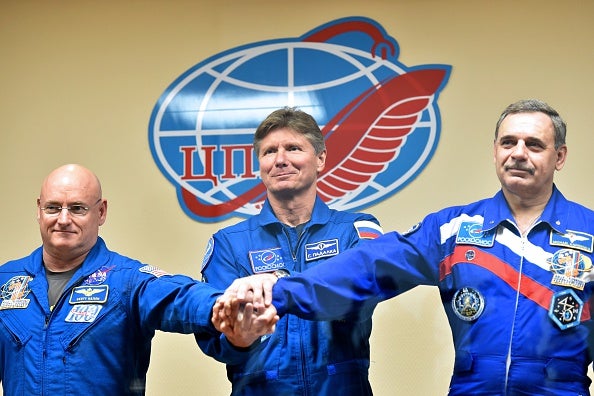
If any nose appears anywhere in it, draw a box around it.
[56,207,72,224]
[511,140,528,159]
[274,149,288,166]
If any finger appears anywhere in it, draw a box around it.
[239,302,255,331]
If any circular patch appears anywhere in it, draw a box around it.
[465,249,476,261]
[452,287,485,321]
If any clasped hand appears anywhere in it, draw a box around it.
[212,273,279,348]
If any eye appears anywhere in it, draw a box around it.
[525,140,545,151]
[43,205,61,214]
[69,205,88,215]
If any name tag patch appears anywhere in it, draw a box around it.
[69,285,109,304]
[65,304,103,323]
[305,239,339,261]
[550,230,593,253]
[456,222,496,247]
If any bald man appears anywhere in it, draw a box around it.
[0,164,276,395]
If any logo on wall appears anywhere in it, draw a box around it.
[149,16,451,223]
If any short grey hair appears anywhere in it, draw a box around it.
[494,99,566,149]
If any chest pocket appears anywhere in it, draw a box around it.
[0,310,33,347]
[57,290,126,351]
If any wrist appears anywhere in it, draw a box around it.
[272,269,290,279]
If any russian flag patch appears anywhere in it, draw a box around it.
[354,220,383,240]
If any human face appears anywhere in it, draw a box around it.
[494,112,567,200]
[258,128,326,199]
[37,165,107,266]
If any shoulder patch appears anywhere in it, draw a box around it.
[139,265,169,278]
[404,222,421,236]
[201,237,215,272]
[354,220,383,239]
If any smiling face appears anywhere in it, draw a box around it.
[37,164,107,269]
[257,127,326,200]
[494,112,567,202]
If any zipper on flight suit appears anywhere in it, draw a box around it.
[41,274,86,392]
[503,221,540,393]
[282,223,313,393]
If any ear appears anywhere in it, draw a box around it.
[493,141,497,164]
[98,199,108,226]
[317,149,327,173]
[36,198,41,223]
[555,145,568,171]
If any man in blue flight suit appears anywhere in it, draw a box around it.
[215,99,594,395]
[200,107,383,395]
[0,164,276,395]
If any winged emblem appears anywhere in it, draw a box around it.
[317,69,445,202]
[75,288,104,297]
[563,232,590,244]
[181,68,447,217]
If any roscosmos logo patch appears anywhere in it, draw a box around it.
[149,16,451,223]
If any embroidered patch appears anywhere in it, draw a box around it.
[0,275,33,310]
[548,289,583,330]
[69,285,109,304]
[465,249,476,261]
[550,230,593,253]
[65,304,103,323]
[305,239,339,261]
[456,222,496,247]
[83,266,114,286]
[354,220,383,239]
[452,287,485,321]
[548,249,592,290]
[201,237,214,271]
[404,222,421,236]
[139,265,169,278]
[249,248,285,273]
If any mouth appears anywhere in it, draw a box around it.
[272,172,296,178]
[504,165,535,176]
[52,229,76,235]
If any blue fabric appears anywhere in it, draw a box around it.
[273,186,594,395]
[0,237,221,395]
[198,196,380,395]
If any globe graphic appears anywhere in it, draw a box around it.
[149,40,440,220]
